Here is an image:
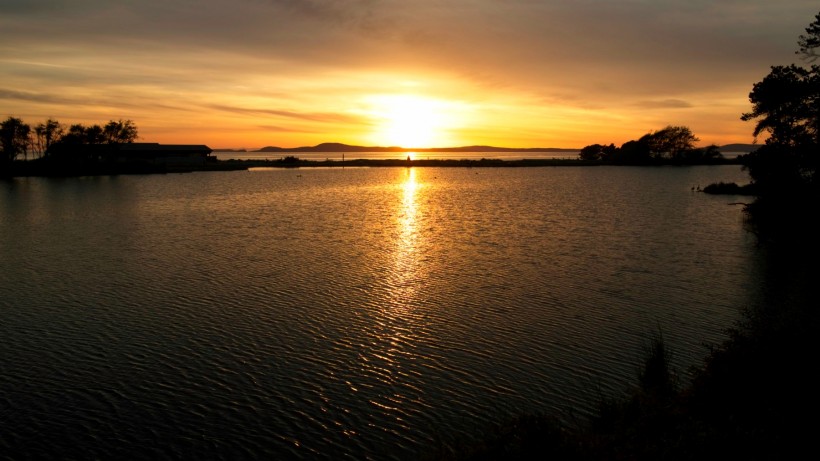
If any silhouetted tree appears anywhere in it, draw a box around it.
[741,66,819,147]
[62,124,92,144]
[798,12,820,61]
[640,125,699,160]
[49,123,106,162]
[579,143,618,161]
[600,143,619,161]
[581,128,712,164]
[34,119,63,158]
[51,123,106,149]
[617,139,652,164]
[1,116,32,163]
[741,11,820,243]
[85,124,105,144]
[47,119,141,164]
[579,144,604,161]
[681,144,723,162]
[103,119,138,144]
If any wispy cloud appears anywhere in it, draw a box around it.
[256,124,321,134]
[0,88,76,105]
[206,104,365,124]
[633,99,694,109]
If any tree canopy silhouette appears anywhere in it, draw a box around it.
[33,119,62,157]
[103,119,139,144]
[740,11,820,243]
[577,126,721,164]
[798,12,820,60]
[640,125,699,160]
[1,117,31,163]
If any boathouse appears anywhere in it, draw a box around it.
[47,142,213,167]
[113,143,213,166]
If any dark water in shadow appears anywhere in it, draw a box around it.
[1,166,762,459]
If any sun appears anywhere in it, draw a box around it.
[368,95,452,148]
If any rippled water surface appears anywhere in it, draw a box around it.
[1,166,761,459]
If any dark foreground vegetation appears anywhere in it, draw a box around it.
[433,11,820,461]
[433,287,818,460]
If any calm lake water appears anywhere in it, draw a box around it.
[1,165,761,459]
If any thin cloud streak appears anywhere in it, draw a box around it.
[633,99,694,109]
[206,104,366,125]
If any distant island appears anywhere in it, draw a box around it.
[245,142,758,154]
[253,143,580,153]
[717,143,759,153]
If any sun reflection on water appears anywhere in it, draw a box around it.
[354,167,429,431]
[401,168,418,230]
[393,167,420,306]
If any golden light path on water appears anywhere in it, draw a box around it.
[349,166,433,441]
[395,167,420,308]
[386,166,420,373]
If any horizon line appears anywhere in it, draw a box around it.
[209,141,758,153]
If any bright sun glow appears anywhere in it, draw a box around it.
[368,95,453,148]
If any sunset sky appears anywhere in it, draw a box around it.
[1,1,817,149]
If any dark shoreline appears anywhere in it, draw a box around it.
[219,156,744,169]
[1,156,745,178]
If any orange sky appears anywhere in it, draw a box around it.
[1,1,817,149]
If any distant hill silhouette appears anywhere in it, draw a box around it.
[255,142,758,153]
[255,143,579,153]
[718,143,759,152]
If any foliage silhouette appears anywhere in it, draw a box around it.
[578,126,719,164]
[798,12,820,60]
[1,116,31,164]
[33,118,62,157]
[640,125,699,160]
[740,11,820,246]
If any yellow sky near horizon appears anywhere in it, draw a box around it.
[1,1,816,150]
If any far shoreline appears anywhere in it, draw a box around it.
[2,156,746,178]
[225,156,744,169]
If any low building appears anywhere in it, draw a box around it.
[114,143,213,167]
[47,142,214,168]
